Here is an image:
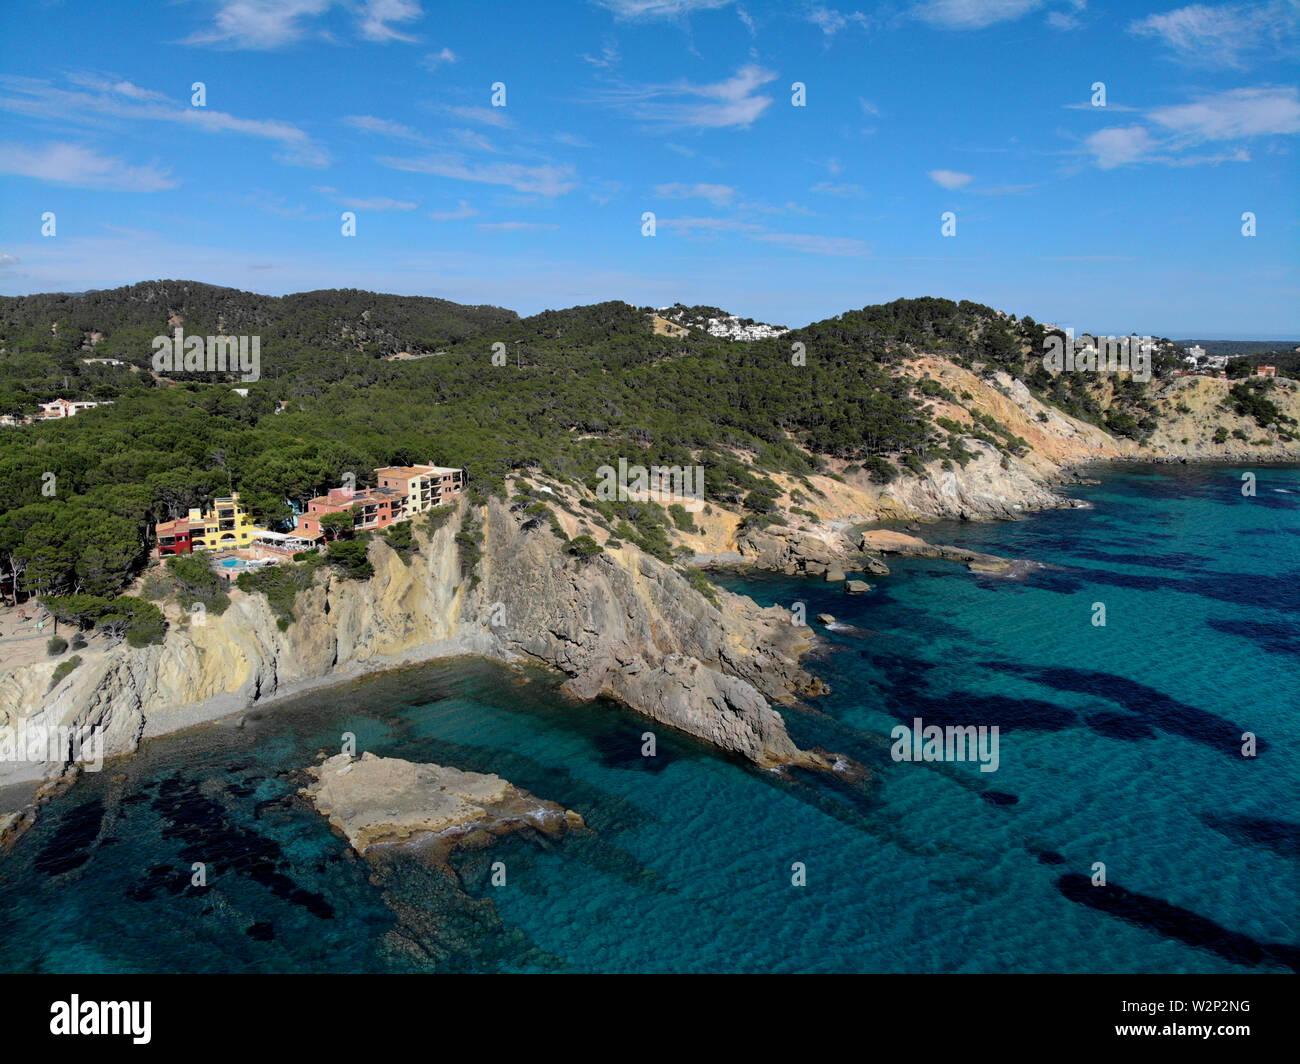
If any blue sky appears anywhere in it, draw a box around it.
[1,0,1297,337]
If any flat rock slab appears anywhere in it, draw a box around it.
[303,751,584,856]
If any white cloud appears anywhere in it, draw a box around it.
[357,0,422,42]
[1083,125,1156,168]
[344,114,426,141]
[429,200,478,220]
[1080,87,1299,168]
[423,47,459,69]
[316,189,418,210]
[379,155,577,196]
[811,181,865,197]
[582,39,621,68]
[593,0,734,18]
[654,182,735,205]
[1,75,330,167]
[1128,1,1299,69]
[658,216,761,232]
[0,141,176,191]
[1149,87,1300,140]
[597,64,776,129]
[444,105,513,128]
[752,232,869,257]
[186,0,423,49]
[913,0,1043,30]
[185,0,332,48]
[477,221,560,231]
[928,169,974,188]
[808,6,869,36]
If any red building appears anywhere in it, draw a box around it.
[155,518,194,555]
[298,485,406,539]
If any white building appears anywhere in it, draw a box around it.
[39,398,109,419]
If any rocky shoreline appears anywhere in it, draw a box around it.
[3,439,1296,849]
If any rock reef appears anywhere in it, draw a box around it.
[302,751,584,857]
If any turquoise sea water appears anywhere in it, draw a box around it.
[1,463,1296,973]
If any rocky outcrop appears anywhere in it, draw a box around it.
[302,751,584,857]
[0,497,828,811]
[859,529,1015,573]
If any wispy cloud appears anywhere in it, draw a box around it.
[378,154,577,196]
[343,114,426,142]
[429,200,478,221]
[658,216,761,233]
[1150,86,1300,140]
[1,74,330,167]
[752,232,869,257]
[593,0,734,19]
[423,47,459,69]
[807,6,869,37]
[0,141,176,191]
[315,186,418,210]
[928,169,974,189]
[357,0,422,42]
[477,221,560,231]
[655,181,735,205]
[912,0,1043,31]
[582,38,621,68]
[596,64,777,129]
[443,105,513,128]
[1082,87,1300,168]
[186,0,423,49]
[811,181,865,197]
[1128,1,1300,69]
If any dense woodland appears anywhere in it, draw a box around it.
[0,281,1272,606]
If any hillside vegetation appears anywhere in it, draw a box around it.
[1,282,1295,604]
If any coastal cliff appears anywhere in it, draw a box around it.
[0,495,826,816]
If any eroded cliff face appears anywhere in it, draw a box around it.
[0,498,823,808]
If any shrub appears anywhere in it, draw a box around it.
[681,567,720,609]
[383,521,416,564]
[164,552,230,615]
[567,535,603,559]
[46,635,68,656]
[1212,426,1229,444]
[237,557,321,621]
[49,655,82,689]
[325,537,374,580]
[667,503,698,533]
[455,514,483,589]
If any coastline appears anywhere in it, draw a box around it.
[4,453,1298,850]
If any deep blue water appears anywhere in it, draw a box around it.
[1,463,1296,973]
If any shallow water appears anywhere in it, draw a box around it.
[1,463,1296,973]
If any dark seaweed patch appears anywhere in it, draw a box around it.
[149,775,334,919]
[33,799,103,876]
[1056,873,1300,972]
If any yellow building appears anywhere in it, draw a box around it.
[156,493,257,554]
